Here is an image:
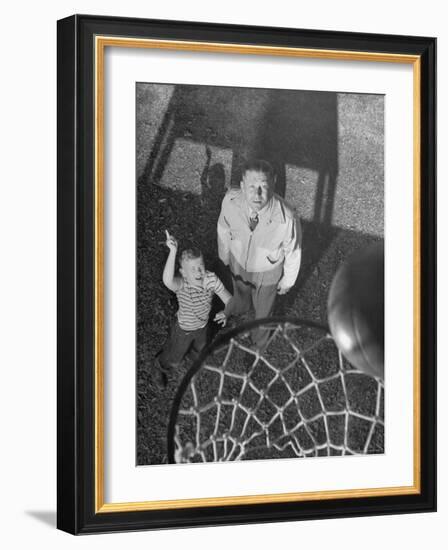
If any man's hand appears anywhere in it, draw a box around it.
[276,277,292,295]
[165,229,178,253]
[213,311,227,327]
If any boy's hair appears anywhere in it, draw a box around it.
[241,159,275,185]
[180,247,203,267]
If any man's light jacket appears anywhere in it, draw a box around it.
[217,189,302,288]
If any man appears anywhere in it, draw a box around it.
[217,159,302,349]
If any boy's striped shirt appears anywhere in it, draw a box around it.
[176,271,225,331]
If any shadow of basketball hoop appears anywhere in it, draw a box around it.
[139,85,337,209]
[138,83,340,296]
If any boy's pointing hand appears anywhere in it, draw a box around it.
[165,230,178,252]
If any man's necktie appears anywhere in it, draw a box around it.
[249,213,259,232]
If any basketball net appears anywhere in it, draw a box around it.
[167,318,384,463]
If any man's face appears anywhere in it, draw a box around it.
[180,256,205,287]
[241,170,273,212]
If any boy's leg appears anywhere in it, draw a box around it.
[159,321,194,371]
[189,325,209,362]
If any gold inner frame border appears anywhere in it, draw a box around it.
[94,35,421,513]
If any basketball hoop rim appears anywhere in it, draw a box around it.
[167,317,329,463]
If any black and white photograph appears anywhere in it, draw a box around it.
[136,82,385,466]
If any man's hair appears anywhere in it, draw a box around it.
[241,159,275,185]
[180,247,203,266]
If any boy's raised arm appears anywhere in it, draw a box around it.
[162,230,182,292]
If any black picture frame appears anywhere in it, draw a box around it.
[57,14,436,534]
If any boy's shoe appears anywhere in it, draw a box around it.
[151,363,168,389]
[155,367,168,389]
[154,350,169,389]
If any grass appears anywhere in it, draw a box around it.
[136,179,384,466]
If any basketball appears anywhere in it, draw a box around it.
[327,242,384,379]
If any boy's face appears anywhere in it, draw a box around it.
[241,169,274,212]
[180,256,205,287]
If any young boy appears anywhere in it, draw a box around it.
[157,230,232,385]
